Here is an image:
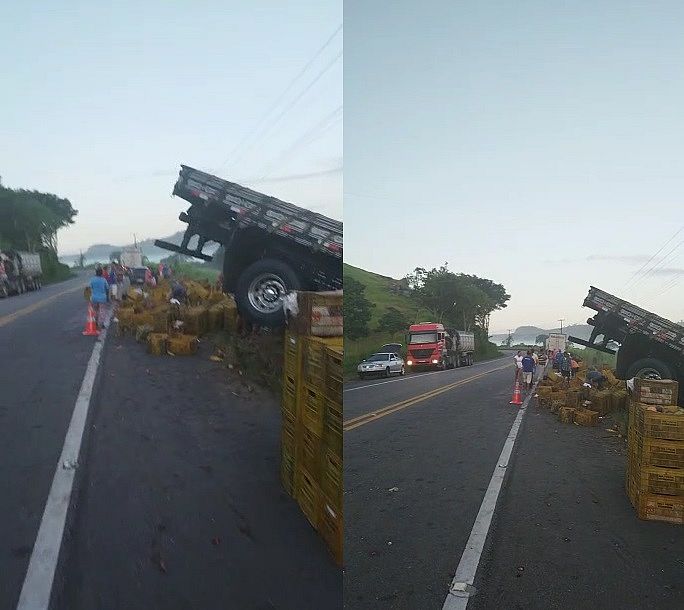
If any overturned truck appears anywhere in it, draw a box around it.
[570,286,684,404]
[155,165,342,326]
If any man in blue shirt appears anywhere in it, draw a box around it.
[521,350,536,389]
[90,267,109,328]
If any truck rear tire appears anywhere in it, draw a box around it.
[626,358,674,381]
[235,258,301,327]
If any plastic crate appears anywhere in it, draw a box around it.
[302,383,326,436]
[281,447,295,497]
[574,409,599,427]
[323,398,342,457]
[633,492,684,524]
[284,331,304,377]
[634,379,679,406]
[632,434,684,469]
[303,336,342,384]
[147,332,168,355]
[288,291,343,337]
[297,426,322,479]
[281,411,297,453]
[631,466,684,497]
[559,407,576,424]
[281,383,297,418]
[325,345,343,378]
[634,404,684,441]
[321,447,342,509]
[325,372,343,405]
[319,497,343,565]
[167,334,199,355]
[294,467,321,529]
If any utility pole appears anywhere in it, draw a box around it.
[507,329,512,347]
[559,318,565,335]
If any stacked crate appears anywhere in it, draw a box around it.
[280,291,343,563]
[626,379,684,525]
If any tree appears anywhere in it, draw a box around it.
[345,276,374,339]
[536,333,549,345]
[376,307,410,334]
[406,263,509,332]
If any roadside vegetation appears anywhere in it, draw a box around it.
[0,178,76,283]
[344,263,506,376]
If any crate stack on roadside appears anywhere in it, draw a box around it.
[626,379,684,525]
[280,291,343,563]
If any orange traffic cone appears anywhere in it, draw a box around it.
[510,380,523,405]
[82,303,99,336]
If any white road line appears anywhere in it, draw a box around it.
[344,357,508,393]
[16,309,112,610]
[442,379,539,610]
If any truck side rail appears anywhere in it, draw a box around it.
[582,286,684,356]
[173,166,342,259]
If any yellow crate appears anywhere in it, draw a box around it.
[321,447,342,509]
[319,497,343,566]
[281,446,295,497]
[295,467,321,530]
[634,403,684,441]
[167,334,199,355]
[147,332,168,356]
[574,409,599,426]
[631,434,684,469]
[301,383,326,437]
[631,466,684,497]
[297,425,322,479]
[303,336,342,384]
[323,398,342,457]
[633,492,684,525]
[284,332,304,377]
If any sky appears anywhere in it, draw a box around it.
[345,0,683,331]
[0,1,342,254]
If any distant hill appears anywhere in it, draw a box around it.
[343,263,433,326]
[81,231,186,260]
[489,323,593,346]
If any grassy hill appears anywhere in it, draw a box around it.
[343,264,501,375]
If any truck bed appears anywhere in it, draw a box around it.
[170,165,342,259]
[580,286,684,356]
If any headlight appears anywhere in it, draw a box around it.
[432,359,439,364]
[406,360,413,365]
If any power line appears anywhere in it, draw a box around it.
[217,23,342,173]
[256,105,343,181]
[629,237,683,293]
[623,225,683,290]
[228,49,342,172]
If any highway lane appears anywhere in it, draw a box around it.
[0,277,97,609]
[344,361,524,609]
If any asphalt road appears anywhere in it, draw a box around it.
[1,280,341,610]
[344,357,517,609]
[0,276,93,610]
[343,359,684,610]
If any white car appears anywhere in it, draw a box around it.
[357,352,405,379]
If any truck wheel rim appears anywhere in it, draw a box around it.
[635,367,663,380]
[247,273,286,314]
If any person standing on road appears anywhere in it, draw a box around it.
[570,356,580,379]
[514,350,524,382]
[90,267,109,328]
[106,265,118,301]
[553,349,564,370]
[521,350,536,390]
[536,349,548,380]
[560,351,572,383]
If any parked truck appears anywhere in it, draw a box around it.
[545,332,567,353]
[0,251,43,297]
[570,286,684,405]
[120,246,143,270]
[405,323,475,370]
[154,165,342,326]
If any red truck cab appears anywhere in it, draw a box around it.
[406,322,450,370]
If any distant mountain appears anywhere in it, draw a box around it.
[80,231,186,260]
[489,323,593,346]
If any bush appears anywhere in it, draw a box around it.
[40,250,73,284]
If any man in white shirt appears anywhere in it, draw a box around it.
[514,350,523,382]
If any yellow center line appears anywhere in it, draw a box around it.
[343,363,511,431]
[0,283,85,328]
